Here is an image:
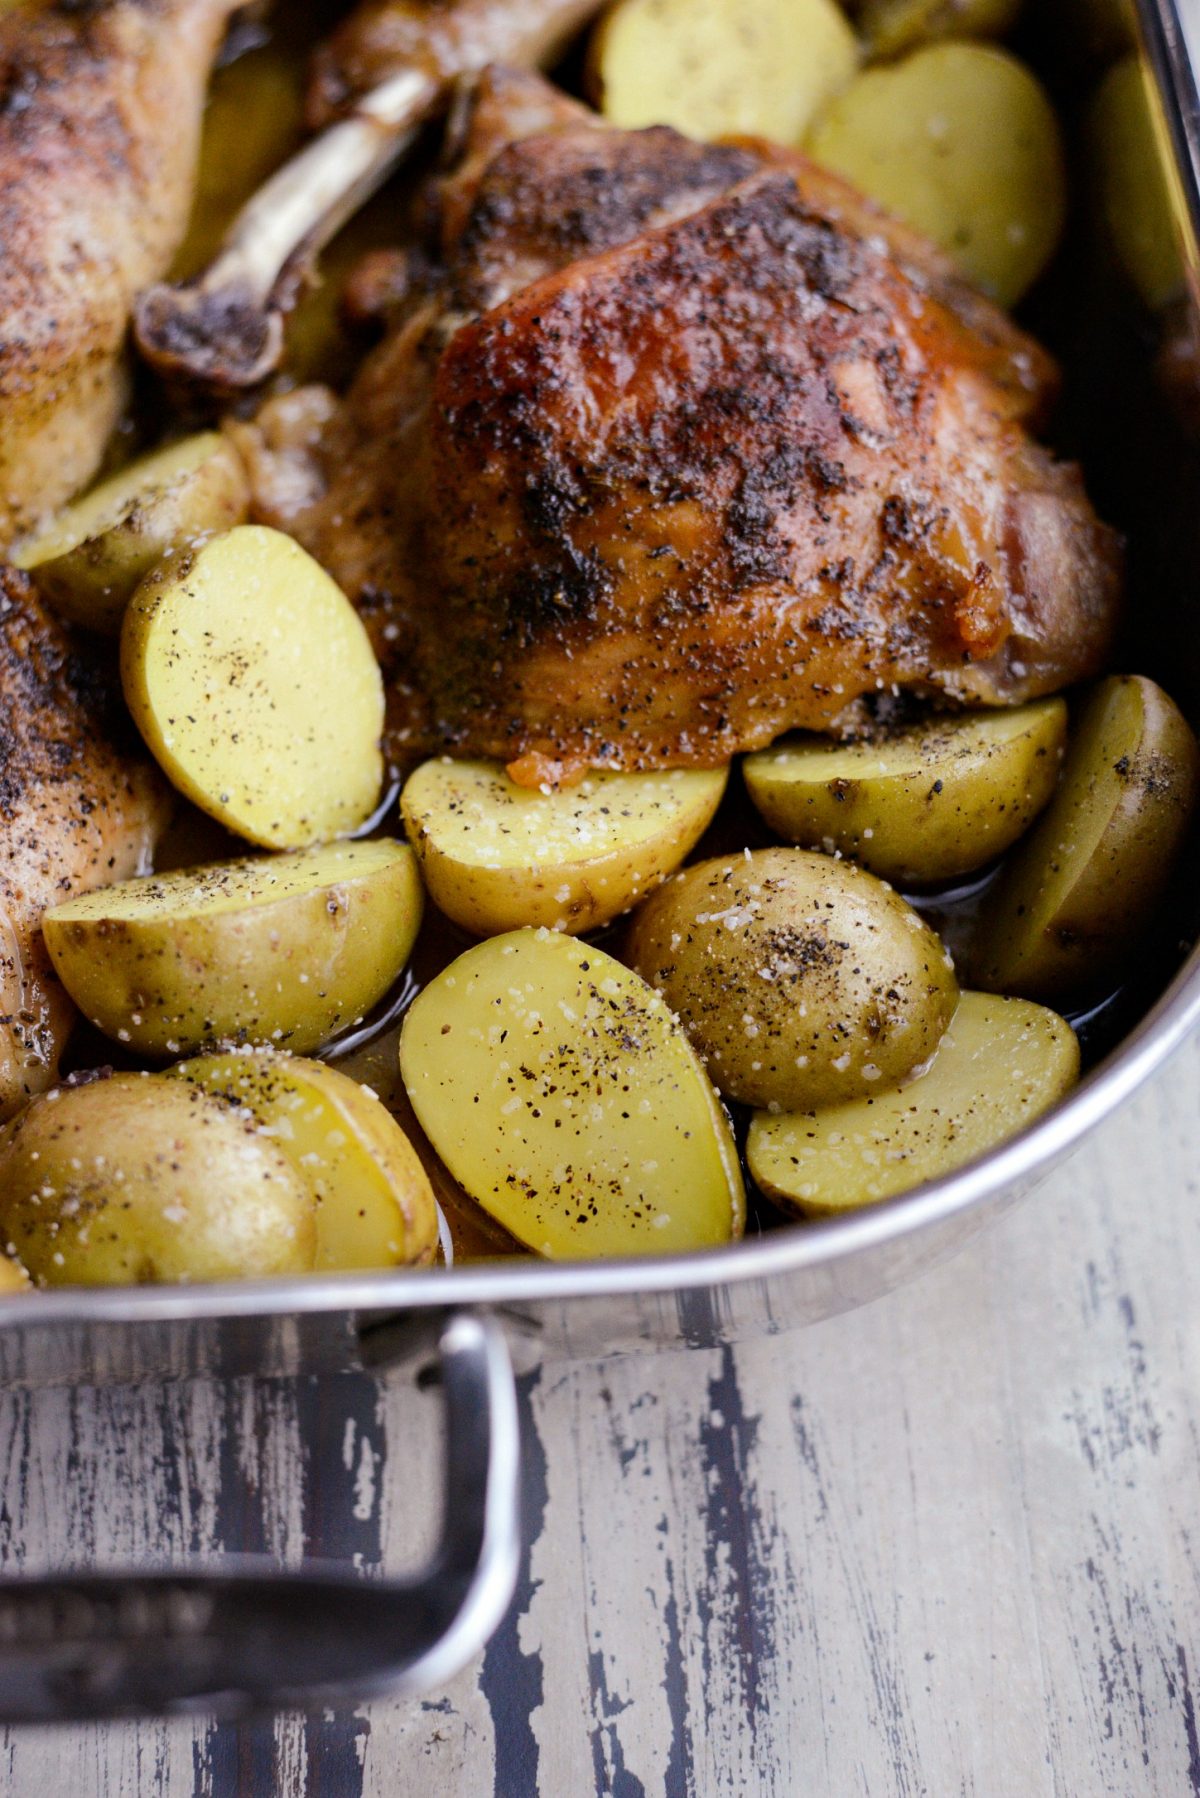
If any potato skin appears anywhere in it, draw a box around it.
[402,759,727,937]
[43,839,422,1059]
[626,848,958,1109]
[747,990,1078,1214]
[974,676,1200,1001]
[0,1074,316,1286]
[174,1050,439,1271]
[13,434,249,635]
[1091,57,1185,311]
[743,701,1067,885]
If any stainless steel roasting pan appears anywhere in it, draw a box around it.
[0,0,1196,1724]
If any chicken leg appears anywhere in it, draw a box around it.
[0,0,243,545]
[133,0,603,390]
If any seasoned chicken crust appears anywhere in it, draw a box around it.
[0,571,168,1117]
[246,69,1121,783]
[0,0,240,543]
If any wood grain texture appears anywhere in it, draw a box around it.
[1,1031,1199,1795]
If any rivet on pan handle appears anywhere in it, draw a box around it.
[0,1310,520,1721]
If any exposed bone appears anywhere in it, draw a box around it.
[134,0,604,392]
[134,65,435,391]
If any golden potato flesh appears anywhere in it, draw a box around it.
[174,1051,438,1271]
[401,758,727,937]
[807,43,1065,306]
[0,1074,316,1286]
[399,930,745,1259]
[747,990,1078,1214]
[1090,57,1185,311]
[12,434,249,635]
[743,701,1067,885]
[120,525,384,848]
[587,0,858,144]
[626,847,959,1110]
[43,838,421,1060]
[855,0,1021,60]
[974,676,1200,1001]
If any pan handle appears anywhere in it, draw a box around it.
[0,1310,519,1721]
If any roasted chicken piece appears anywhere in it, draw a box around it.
[247,68,1121,782]
[0,573,169,1119]
[0,0,241,544]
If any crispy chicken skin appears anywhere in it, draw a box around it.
[0,572,169,1118]
[0,0,241,544]
[250,69,1121,783]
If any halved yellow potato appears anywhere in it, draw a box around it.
[401,758,727,937]
[855,0,1021,60]
[586,0,859,143]
[1090,56,1185,311]
[12,434,249,634]
[0,1073,316,1286]
[627,847,958,1110]
[974,676,1200,1000]
[747,990,1078,1214]
[173,1050,438,1271]
[121,525,384,848]
[807,42,1065,306]
[43,838,422,1059]
[399,930,745,1259]
[743,701,1067,884]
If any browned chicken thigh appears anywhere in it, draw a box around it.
[0,574,169,1119]
[0,0,242,544]
[248,68,1121,782]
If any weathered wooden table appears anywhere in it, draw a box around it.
[1,1026,1197,1796]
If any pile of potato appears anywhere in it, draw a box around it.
[587,0,1064,307]
[2,417,1196,1283]
[587,0,1185,315]
[0,0,1194,1287]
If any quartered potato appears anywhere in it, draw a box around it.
[626,847,958,1110]
[974,676,1200,1000]
[743,701,1066,884]
[1090,56,1185,310]
[174,1051,439,1271]
[587,0,859,143]
[747,990,1078,1214]
[854,0,1021,60]
[807,42,1065,305]
[399,930,745,1259]
[121,525,384,848]
[0,1074,317,1286]
[401,758,727,937]
[12,434,249,634]
[43,839,422,1059]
